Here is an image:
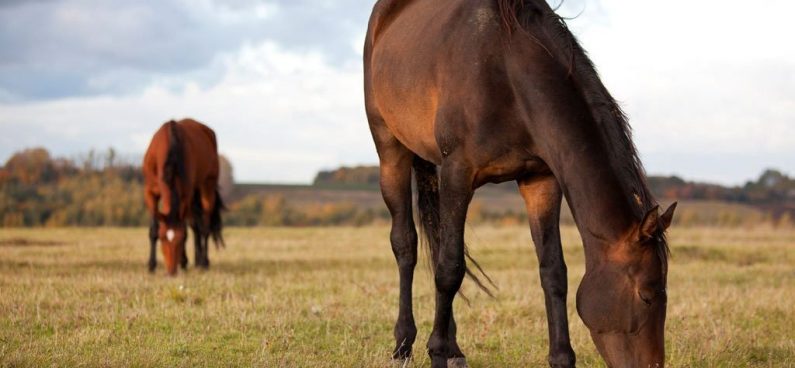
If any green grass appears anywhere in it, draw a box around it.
[0,226,793,367]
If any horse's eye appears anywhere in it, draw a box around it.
[638,288,655,305]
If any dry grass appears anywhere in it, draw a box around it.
[0,226,793,367]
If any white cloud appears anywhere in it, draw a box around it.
[0,41,374,183]
[562,0,795,183]
[1,0,793,185]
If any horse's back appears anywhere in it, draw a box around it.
[178,119,218,151]
[143,119,219,185]
[176,119,220,182]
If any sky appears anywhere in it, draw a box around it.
[0,0,793,185]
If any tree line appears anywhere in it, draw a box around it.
[0,148,386,227]
[317,165,795,209]
[0,148,147,227]
[2,148,793,227]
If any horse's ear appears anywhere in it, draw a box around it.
[639,205,660,241]
[660,202,677,231]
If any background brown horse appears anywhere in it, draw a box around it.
[143,119,224,276]
[365,0,676,367]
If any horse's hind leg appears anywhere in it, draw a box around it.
[427,160,473,368]
[518,175,575,368]
[190,221,203,268]
[376,134,419,361]
[413,157,467,366]
[192,192,209,269]
[196,182,222,269]
[180,239,189,270]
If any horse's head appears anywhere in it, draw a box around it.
[156,213,186,276]
[577,203,676,368]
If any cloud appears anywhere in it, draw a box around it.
[0,0,793,185]
[0,0,373,100]
[560,0,795,183]
[0,41,373,183]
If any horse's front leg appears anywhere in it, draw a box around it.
[518,175,575,367]
[427,161,473,368]
[180,244,188,270]
[148,216,158,273]
[145,190,160,273]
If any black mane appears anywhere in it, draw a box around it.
[497,0,669,267]
[162,120,185,226]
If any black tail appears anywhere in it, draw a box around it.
[163,121,185,225]
[412,157,496,297]
[209,189,225,249]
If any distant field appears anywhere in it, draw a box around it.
[0,226,793,367]
[232,183,783,228]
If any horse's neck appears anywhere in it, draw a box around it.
[550,138,638,251]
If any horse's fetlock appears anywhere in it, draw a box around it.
[548,349,576,368]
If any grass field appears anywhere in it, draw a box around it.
[1,226,793,367]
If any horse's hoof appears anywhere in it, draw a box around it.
[447,357,468,368]
[430,356,447,368]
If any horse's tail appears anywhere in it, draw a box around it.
[412,157,496,297]
[163,120,184,225]
[209,189,225,249]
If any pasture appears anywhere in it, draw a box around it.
[1,226,793,367]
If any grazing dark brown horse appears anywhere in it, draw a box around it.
[143,119,225,276]
[365,1,676,367]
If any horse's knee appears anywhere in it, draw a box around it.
[427,332,448,358]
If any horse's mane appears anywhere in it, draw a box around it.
[496,0,669,269]
[163,120,185,226]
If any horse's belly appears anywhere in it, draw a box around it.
[372,68,442,163]
[381,109,441,164]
